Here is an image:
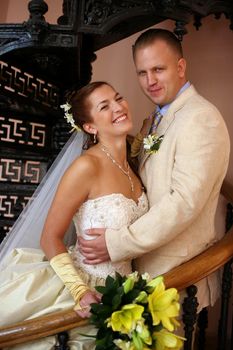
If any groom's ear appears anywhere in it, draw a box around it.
[177,58,186,78]
[83,122,97,135]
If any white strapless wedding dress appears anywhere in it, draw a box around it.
[0,192,148,349]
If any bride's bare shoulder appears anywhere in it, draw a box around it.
[66,151,100,179]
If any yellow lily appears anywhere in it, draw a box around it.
[123,272,140,293]
[146,276,164,291]
[132,331,144,350]
[153,329,184,350]
[134,291,148,303]
[123,277,135,293]
[136,320,152,345]
[107,304,144,334]
[147,280,180,332]
[113,339,134,350]
[114,338,151,350]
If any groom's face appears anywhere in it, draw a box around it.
[134,39,186,107]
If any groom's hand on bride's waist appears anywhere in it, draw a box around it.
[78,228,110,264]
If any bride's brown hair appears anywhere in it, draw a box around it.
[67,81,113,148]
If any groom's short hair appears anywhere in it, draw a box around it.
[132,28,183,60]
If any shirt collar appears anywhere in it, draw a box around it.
[157,81,191,115]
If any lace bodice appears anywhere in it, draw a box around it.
[71,192,148,278]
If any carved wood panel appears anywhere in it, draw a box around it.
[0,60,63,242]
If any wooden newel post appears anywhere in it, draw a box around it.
[183,285,198,350]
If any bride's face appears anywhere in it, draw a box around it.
[86,84,133,139]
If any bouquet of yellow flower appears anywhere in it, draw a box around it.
[89,272,185,350]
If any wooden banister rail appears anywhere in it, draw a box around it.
[0,311,88,348]
[163,226,233,290]
[0,179,232,348]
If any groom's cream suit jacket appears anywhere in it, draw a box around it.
[106,85,230,309]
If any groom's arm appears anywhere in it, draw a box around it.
[80,109,229,264]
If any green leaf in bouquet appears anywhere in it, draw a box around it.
[95,328,117,350]
[122,288,141,304]
[96,275,122,299]
[112,292,123,309]
[90,304,113,326]
[90,303,103,314]
[139,275,148,287]
[89,314,100,326]
[105,275,120,290]
[95,285,108,294]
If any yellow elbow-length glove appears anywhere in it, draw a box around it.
[50,252,90,310]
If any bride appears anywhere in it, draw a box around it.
[0,81,148,349]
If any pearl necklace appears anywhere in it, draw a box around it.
[99,144,134,192]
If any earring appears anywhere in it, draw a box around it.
[93,132,97,144]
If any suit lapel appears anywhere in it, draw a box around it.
[139,85,197,170]
[139,108,177,168]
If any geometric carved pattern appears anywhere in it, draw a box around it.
[0,116,46,148]
[0,194,30,218]
[0,60,60,110]
[0,158,47,184]
[0,56,60,243]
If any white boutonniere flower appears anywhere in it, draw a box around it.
[143,134,164,154]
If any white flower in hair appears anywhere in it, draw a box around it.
[60,102,81,132]
[60,102,71,112]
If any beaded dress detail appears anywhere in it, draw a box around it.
[72,192,148,278]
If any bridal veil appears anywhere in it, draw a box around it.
[0,131,85,265]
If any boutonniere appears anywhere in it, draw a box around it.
[143,134,164,154]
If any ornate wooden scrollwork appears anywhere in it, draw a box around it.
[0,0,232,86]
[79,0,233,46]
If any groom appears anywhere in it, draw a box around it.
[79,29,230,312]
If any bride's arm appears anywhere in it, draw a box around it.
[40,154,100,317]
[40,154,96,257]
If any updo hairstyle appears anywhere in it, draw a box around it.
[67,81,112,148]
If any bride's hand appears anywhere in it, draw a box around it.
[76,290,101,318]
